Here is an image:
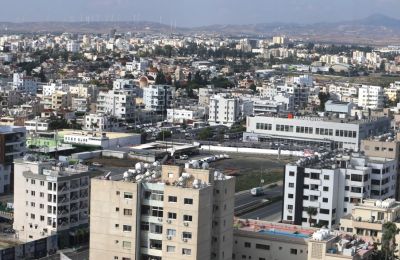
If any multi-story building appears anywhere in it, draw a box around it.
[83,113,121,132]
[13,158,90,242]
[244,114,391,151]
[143,85,175,113]
[12,73,37,94]
[282,153,396,228]
[166,108,206,124]
[358,85,384,110]
[96,82,136,120]
[208,94,240,127]
[51,91,71,110]
[233,218,374,260]
[89,164,235,260]
[24,118,50,133]
[67,40,80,53]
[0,126,26,193]
[361,133,400,200]
[340,198,400,258]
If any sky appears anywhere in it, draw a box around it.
[1,0,400,26]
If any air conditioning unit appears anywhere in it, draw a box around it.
[184,222,189,226]
[167,219,172,224]
[158,217,163,222]
[288,209,293,213]
[182,238,188,242]
[167,235,172,240]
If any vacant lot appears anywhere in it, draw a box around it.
[210,153,293,192]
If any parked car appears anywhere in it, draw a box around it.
[92,162,103,167]
[179,154,189,160]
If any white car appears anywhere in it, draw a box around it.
[92,162,103,167]
[179,155,189,160]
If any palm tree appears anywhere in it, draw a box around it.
[306,207,318,227]
[382,222,399,260]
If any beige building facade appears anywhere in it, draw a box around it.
[89,164,235,260]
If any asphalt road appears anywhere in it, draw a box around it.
[234,183,283,221]
[235,184,283,207]
[240,200,283,222]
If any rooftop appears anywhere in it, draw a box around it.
[58,129,140,139]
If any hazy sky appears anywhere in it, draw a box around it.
[1,0,400,26]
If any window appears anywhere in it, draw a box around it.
[124,192,133,199]
[167,229,176,236]
[320,208,330,214]
[289,171,295,176]
[182,248,191,255]
[40,181,44,186]
[324,175,329,180]
[122,241,131,249]
[288,183,294,188]
[123,225,132,232]
[183,215,192,222]
[244,242,251,248]
[168,196,177,202]
[168,212,177,219]
[255,244,270,250]
[323,198,328,203]
[287,205,293,210]
[182,232,192,239]
[323,187,329,191]
[184,198,193,205]
[141,222,149,231]
[124,209,132,216]
[167,246,175,252]
[290,249,298,255]
[116,207,120,212]
[288,194,293,199]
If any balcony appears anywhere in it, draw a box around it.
[305,179,322,185]
[303,200,320,208]
[304,189,321,197]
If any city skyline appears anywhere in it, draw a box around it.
[1,0,400,26]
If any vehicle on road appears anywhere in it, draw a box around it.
[250,187,264,196]
[179,154,189,160]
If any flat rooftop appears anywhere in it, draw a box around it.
[58,129,140,139]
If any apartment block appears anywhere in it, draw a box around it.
[208,94,240,127]
[0,126,26,193]
[143,85,175,113]
[233,218,374,260]
[283,152,396,228]
[340,199,400,258]
[13,158,90,242]
[89,164,235,260]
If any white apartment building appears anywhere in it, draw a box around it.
[244,114,390,151]
[208,94,240,127]
[83,113,121,132]
[96,83,136,120]
[67,40,80,53]
[12,73,37,94]
[282,153,396,228]
[143,85,175,113]
[89,164,235,260]
[0,126,26,193]
[358,85,384,109]
[166,108,205,124]
[24,119,49,132]
[13,158,90,242]
[42,83,70,97]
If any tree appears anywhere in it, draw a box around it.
[382,222,399,260]
[157,131,172,140]
[249,84,257,93]
[198,127,213,140]
[155,71,167,84]
[306,207,318,227]
[318,92,331,111]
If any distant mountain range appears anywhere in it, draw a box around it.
[1,14,400,45]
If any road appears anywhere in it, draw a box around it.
[240,200,283,222]
[234,183,283,221]
[235,183,283,208]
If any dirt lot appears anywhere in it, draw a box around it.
[210,153,294,192]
